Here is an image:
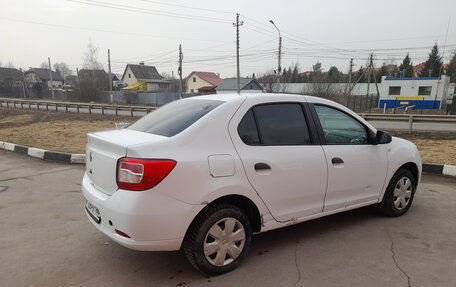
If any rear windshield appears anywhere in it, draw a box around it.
[127,99,224,137]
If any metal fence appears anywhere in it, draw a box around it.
[347,94,380,112]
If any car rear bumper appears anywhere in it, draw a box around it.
[81,173,204,251]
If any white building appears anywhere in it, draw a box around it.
[378,75,450,110]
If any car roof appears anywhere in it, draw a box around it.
[192,93,314,102]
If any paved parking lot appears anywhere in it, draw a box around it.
[1,149,455,287]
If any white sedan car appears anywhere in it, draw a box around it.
[82,93,421,275]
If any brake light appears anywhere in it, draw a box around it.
[116,158,176,191]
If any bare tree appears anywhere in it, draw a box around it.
[82,39,103,70]
[40,61,49,69]
[54,62,72,78]
[6,61,15,68]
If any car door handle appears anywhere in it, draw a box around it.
[331,157,344,164]
[254,163,271,170]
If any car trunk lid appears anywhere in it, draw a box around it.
[86,129,167,195]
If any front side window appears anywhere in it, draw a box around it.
[128,99,223,137]
[314,105,368,145]
[238,103,311,145]
[418,86,432,96]
[389,86,401,95]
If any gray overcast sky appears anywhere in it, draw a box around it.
[1,0,456,78]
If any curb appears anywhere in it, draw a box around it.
[0,141,85,164]
[1,140,456,177]
[422,163,456,177]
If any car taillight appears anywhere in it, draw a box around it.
[116,158,176,191]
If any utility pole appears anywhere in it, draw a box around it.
[48,57,55,99]
[345,58,354,106]
[178,44,183,99]
[366,54,372,112]
[269,20,282,93]
[233,13,243,94]
[108,49,113,103]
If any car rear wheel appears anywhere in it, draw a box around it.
[182,204,252,275]
[379,168,416,217]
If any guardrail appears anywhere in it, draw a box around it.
[0,98,155,116]
[1,98,455,133]
[359,113,456,134]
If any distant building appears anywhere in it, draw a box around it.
[185,71,223,94]
[121,62,170,92]
[24,68,64,90]
[378,75,450,109]
[0,67,23,88]
[215,78,263,94]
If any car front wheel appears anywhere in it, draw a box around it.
[380,168,416,217]
[182,204,252,275]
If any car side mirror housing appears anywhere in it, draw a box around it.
[376,130,392,144]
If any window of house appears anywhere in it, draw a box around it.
[388,86,401,95]
[191,89,194,93]
[418,86,432,96]
[128,74,131,78]
[193,77,196,82]
[314,105,368,145]
[238,103,311,145]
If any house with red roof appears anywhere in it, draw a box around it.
[185,71,223,94]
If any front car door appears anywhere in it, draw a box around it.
[229,96,328,222]
[307,99,388,212]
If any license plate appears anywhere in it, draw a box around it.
[85,199,101,224]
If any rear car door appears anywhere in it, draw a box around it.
[229,97,328,222]
[309,103,388,211]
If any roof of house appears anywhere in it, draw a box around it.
[123,64,163,81]
[26,68,64,81]
[190,71,223,86]
[215,78,262,91]
[0,67,23,81]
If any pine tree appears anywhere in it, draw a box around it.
[399,53,414,77]
[291,64,299,83]
[376,62,388,82]
[327,66,341,82]
[420,43,443,77]
[447,50,456,83]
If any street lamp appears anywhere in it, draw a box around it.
[269,20,282,93]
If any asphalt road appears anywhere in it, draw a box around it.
[1,150,456,287]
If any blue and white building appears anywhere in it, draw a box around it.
[378,75,450,109]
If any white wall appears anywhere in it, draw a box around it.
[122,66,137,86]
[185,73,212,93]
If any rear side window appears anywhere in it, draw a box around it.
[128,99,223,137]
[238,103,311,145]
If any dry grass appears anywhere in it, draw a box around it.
[1,108,456,165]
[0,108,138,154]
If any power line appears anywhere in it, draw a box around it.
[68,0,232,24]
[0,17,231,43]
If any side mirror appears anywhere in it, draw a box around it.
[376,130,392,144]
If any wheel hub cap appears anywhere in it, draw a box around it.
[203,217,246,267]
[393,177,412,210]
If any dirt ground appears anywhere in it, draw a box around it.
[1,108,455,165]
[0,108,138,154]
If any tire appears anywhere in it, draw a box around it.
[182,204,252,276]
[379,168,416,217]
